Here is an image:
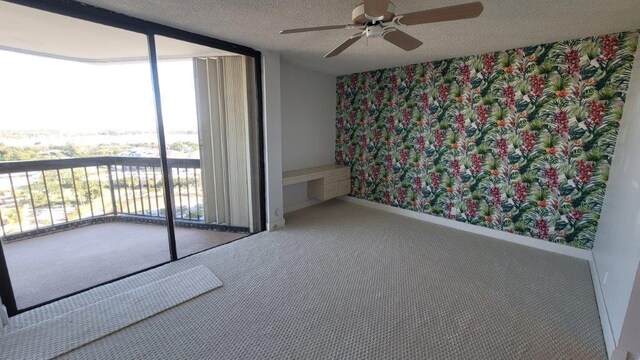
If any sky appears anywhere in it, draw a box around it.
[0,49,198,133]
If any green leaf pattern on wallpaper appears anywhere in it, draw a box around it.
[335,31,638,249]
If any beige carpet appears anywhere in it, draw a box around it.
[0,266,221,360]
[2,199,606,359]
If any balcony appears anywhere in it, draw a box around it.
[0,156,247,309]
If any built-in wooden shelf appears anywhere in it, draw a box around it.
[282,164,351,201]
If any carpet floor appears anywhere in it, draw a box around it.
[3,223,245,309]
[1,199,606,359]
[1,267,221,360]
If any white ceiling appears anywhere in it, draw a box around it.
[0,1,234,62]
[41,0,640,74]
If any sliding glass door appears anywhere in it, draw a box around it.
[0,0,264,316]
[0,1,171,311]
[154,36,262,258]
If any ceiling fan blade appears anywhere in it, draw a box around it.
[383,29,423,51]
[364,0,390,18]
[397,2,484,26]
[280,24,358,34]
[325,35,363,58]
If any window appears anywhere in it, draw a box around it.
[0,0,264,315]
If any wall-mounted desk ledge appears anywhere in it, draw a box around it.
[282,164,351,201]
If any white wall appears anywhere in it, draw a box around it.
[280,61,336,211]
[593,46,640,344]
[261,51,285,230]
[612,264,640,359]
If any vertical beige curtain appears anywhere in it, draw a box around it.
[193,56,261,231]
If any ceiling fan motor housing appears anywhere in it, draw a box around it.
[352,2,397,24]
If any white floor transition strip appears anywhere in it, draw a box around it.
[0,266,222,360]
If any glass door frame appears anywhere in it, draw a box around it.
[0,0,266,316]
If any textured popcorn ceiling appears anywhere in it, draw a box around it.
[76,0,640,75]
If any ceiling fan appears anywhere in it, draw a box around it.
[280,0,483,58]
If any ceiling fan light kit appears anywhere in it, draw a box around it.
[280,0,484,58]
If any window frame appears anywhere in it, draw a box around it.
[0,0,266,316]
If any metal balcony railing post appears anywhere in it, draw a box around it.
[107,165,118,215]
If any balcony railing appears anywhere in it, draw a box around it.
[0,156,203,238]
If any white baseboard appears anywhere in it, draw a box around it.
[339,196,592,260]
[284,198,322,215]
[267,218,286,231]
[589,252,616,358]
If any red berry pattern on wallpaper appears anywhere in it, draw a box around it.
[335,32,638,249]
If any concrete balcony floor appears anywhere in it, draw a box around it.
[3,223,246,309]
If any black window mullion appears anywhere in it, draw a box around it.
[147,34,178,262]
[0,243,17,316]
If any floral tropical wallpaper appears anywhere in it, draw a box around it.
[335,31,638,249]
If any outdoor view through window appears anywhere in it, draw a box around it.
[0,1,258,313]
[0,52,200,231]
